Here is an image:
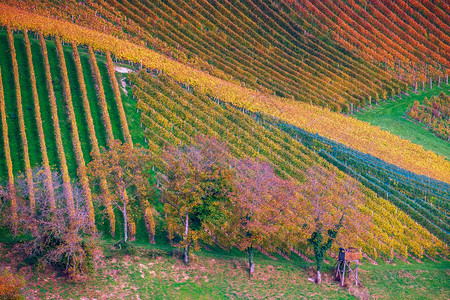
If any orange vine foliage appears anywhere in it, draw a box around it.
[0,5,448,184]
[0,271,25,299]
[87,46,114,144]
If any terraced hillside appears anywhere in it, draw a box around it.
[0,2,449,298]
[0,0,448,264]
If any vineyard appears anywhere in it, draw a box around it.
[128,69,447,260]
[3,0,449,112]
[0,1,449,298]
[0,29,140,231]
[0,3,449,186]
[0,27,446,261]
[260,116,450,244]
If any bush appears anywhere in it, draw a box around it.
[3,167,101,279]
[0,270,25,300]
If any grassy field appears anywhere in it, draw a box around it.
[354,85,450,159]
[2,242,448,299]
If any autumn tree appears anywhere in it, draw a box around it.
[88,140,154,243]
[2,166,99,278]
[222,158,300,277]
[300,165,367,284]
[157,136,234,265]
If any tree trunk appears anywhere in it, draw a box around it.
[316,270,322,284]
[149,232,155,244]
[248,246,254,278]
[184,212,189,265]
[123,198,128,243]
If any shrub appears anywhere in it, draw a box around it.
[4,167,101,279]
[0,270,25,300]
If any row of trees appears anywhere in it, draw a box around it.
[155,136,364,282]
[1,137,364,283]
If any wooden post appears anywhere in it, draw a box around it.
[341,263,346,286]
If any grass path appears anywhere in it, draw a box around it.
[63,47,92,163]
[117,71,146,146]
[46,40,78,178]
[98,62,124,143]
[354,85,450,159]
[13,34,42,168]
[30,36,59,170]
[80,54,109,150]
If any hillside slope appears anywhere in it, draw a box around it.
[4,0,449,112]
[0,30,447,259]
[0,4,449,185]
[356,86,450,159]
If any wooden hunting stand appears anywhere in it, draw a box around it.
[334,247,361,286]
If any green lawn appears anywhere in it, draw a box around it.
[98,61,125,143]
[5,241,448,299]
[80,54,109,150]
[118,71,146,146]
[354,85,450,159]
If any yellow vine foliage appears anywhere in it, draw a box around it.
[87,46,115,144]
[0,66,17,222]
[7,27,36,210]
[72,43,116,237]
[0,4,449,183]
[39,33,75,221]
[55,36,96,231]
